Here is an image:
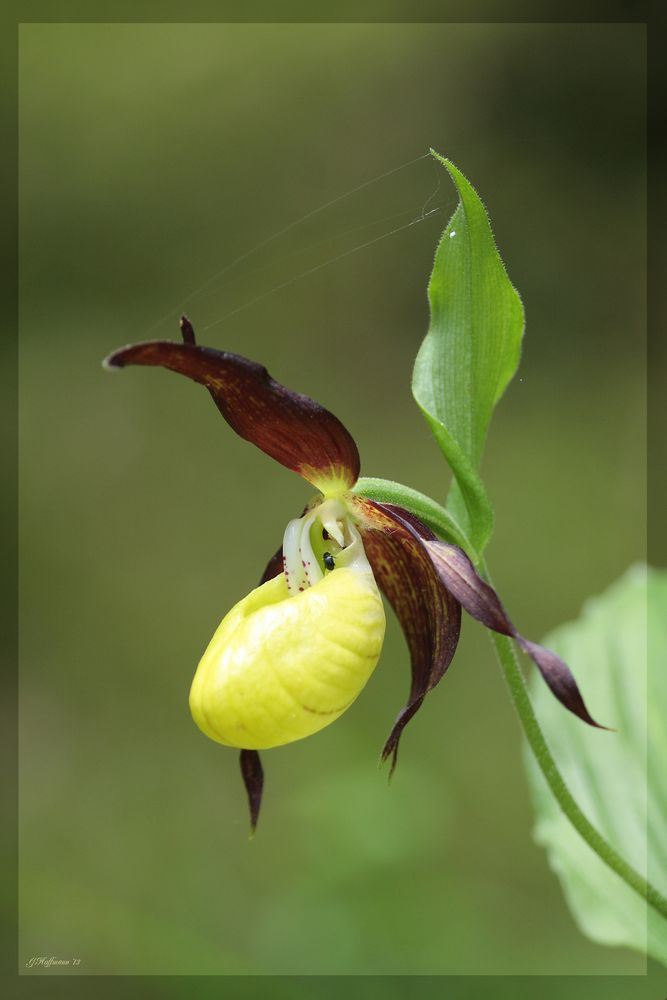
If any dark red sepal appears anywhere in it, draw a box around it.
[239,749,264,835]
[104,321,360,492]
[352,498,462,772]
[259,547,284,585]
[424,541,607,729]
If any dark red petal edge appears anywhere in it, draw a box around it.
[352,498,462,773]
[104,317,360,491]
[424,540,607,729]
[259,546,284,585]
[239,749,264,835]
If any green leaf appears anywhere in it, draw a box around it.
[413,151,525,553]
[524,565,667,966]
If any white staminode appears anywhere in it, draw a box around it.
[282,511,321,594]
[282,498,371,596]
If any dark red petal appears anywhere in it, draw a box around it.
[424,541,606,729]
[259,546,284,585]
[351,497,462,772]
[239,749,264,835]
[104,324,360,492]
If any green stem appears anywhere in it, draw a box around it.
[486,578,667,921]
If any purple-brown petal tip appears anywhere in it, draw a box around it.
[102,350,125,371]
[179,314,196,344]
[516,637,610,730]
[380,698,425,777]
[240,749,264,836]
[424,540,608,729]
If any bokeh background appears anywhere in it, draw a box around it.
[19,22,646,976]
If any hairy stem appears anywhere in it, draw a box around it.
[487,596,667,921]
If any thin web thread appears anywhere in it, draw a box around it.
[143,151,434,338]
[188,204,427,306]
[201,207,443,333]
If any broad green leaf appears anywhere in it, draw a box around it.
[524,565,667,966]
[413,152,525,553]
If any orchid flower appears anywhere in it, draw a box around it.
[105,316,601,832]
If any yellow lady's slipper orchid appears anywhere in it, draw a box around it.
[189,502,386,750]
[105,316,601,831]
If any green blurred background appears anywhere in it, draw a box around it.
[19,22,647,977]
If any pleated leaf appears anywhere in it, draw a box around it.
[524,565,667,966]
[413,152,525,553]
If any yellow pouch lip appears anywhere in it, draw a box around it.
[189,563,385,750]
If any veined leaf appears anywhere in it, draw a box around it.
[524,565,667,967]
[413,152,525,552]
